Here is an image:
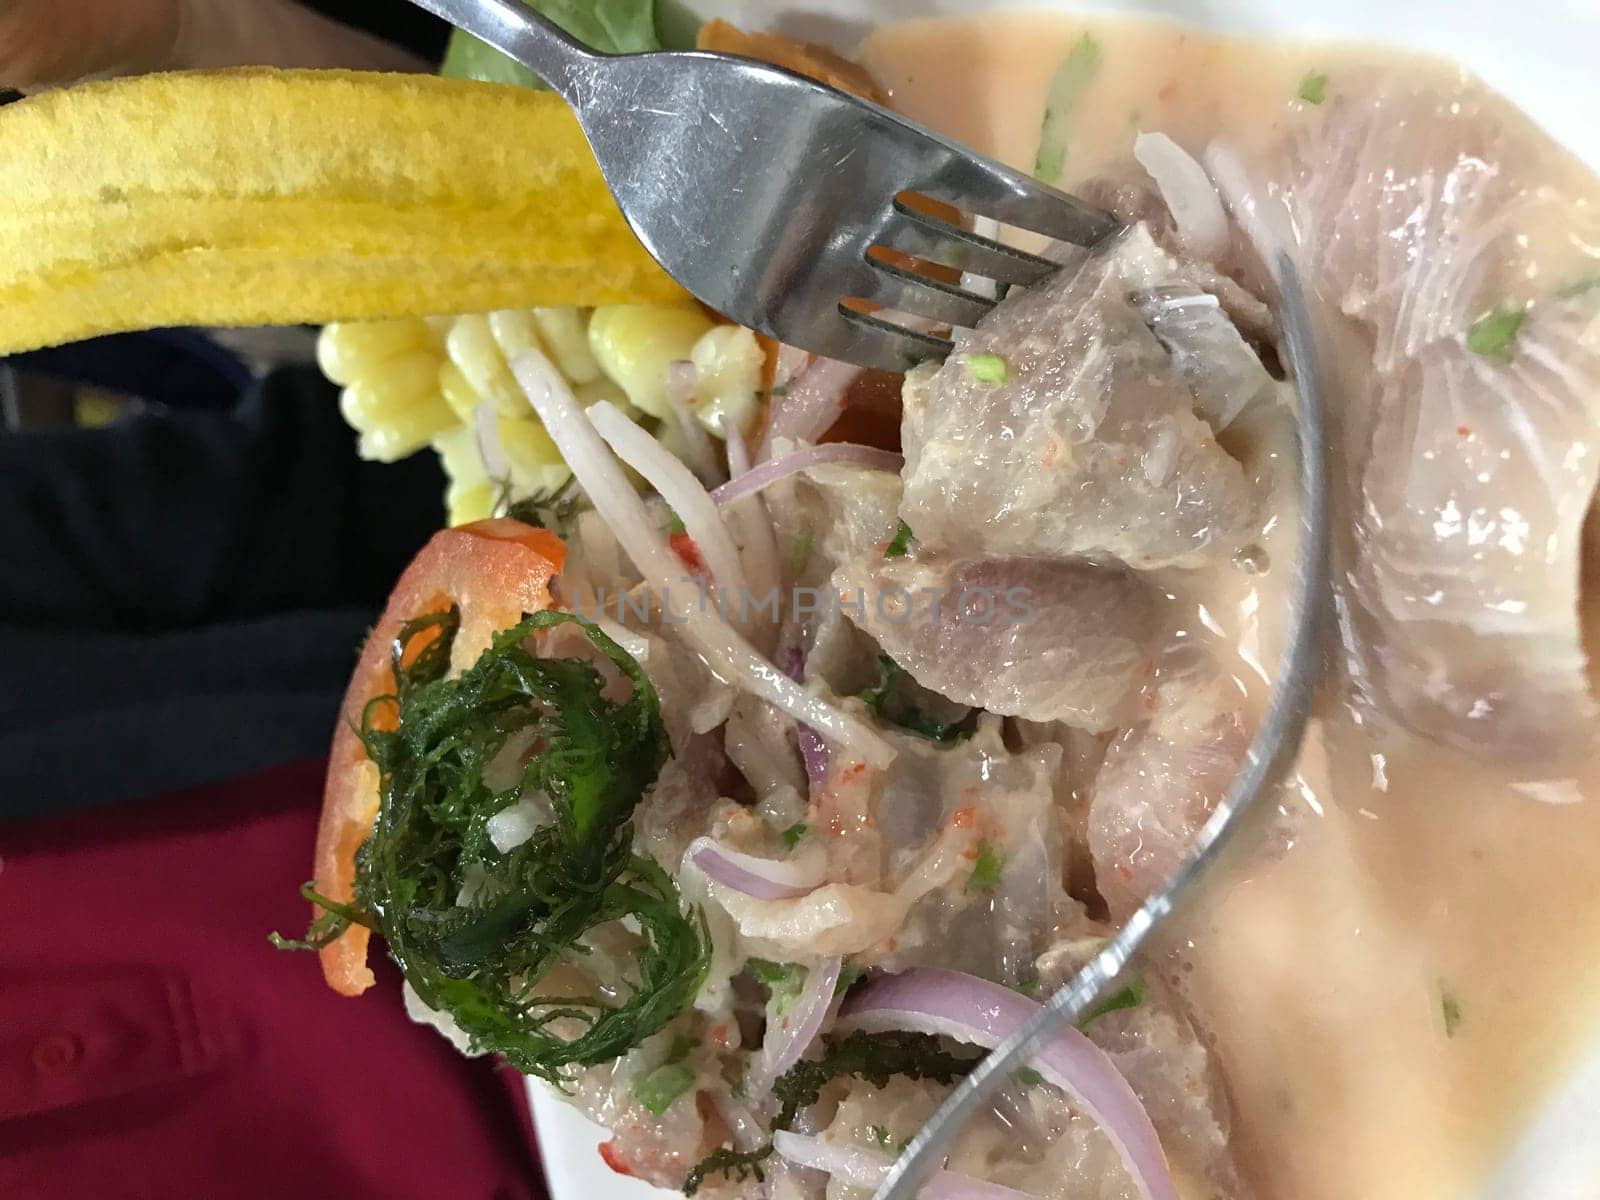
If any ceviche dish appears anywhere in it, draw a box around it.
[7,4,1600,1200]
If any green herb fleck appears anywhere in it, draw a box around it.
[1466,305,1526,361]
[1035,34,1101,181]
[634,1062,697,1116]
[966,353,1009,384]
[687,1032,980,1195]
[666,509,687,536]
[1014,1067,1044,1087]
[884,520,915,559]
[441,0,677,87]
[1442,990,1464,1037]
[1298,71,1328,105]
[770,384,790,398]
[278,607,709,1082]
[857,655,974,743]
[789,527,814,575]
[501,480,584,533]
[683,1145,773,1195]
[869,1125,894,1148]
[269,882,374,951]
[664,1035,699,1065]
[967,841,1004,894]
[835,959,866,996]
[1077,976,1147,1029]
[782,821,808,852]
[1014,975,1042,998]
[749,959,804,1016]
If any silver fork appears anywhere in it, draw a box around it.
[405,0,1123,371]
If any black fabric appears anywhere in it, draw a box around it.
[0,367,444,820]
[301,0,450,63]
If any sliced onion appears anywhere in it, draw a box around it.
[473,399,509,481]
[780,641,831,789]
[772,1131,1035,1200]
[771,343,813,394]
[709,1095,777,1200]
[588,399,748,602]
[511,350,895,768]
[714,441,904,506]
[1134,132,1228,260]
[1203,142,1295,287]
[686,836,827,901]
[751,956,843,1097]
[757,356,864,460]
[838,969,1180,1200]
[720,415,782,642]
[664,360,724,487]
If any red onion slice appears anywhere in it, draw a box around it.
[756,356,865,459]
[750,956,842,1097]
[838,969,1180,1200]
[780,641,831,790]
[686,837,827,901]
[772,1131,1035,1200]
[713,441,903,507]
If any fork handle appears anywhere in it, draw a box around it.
[405,0,596,100]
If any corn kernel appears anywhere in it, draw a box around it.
[588,304,714,419]
[438,359,482,424]
[432,424,487,486]
[497,414,573,495]
[689,323,765,436]
[532,307,601,384]
[446,313,526,416]
[355,393,459,462]
[447,479,498,527]
[488,309,544,361]
[317,318,435,386]
[336,349,446,428]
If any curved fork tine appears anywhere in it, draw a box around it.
[883,201,1058,287]
[852,258,997,329]
[830,307,954,371]
[918,153,1124,247]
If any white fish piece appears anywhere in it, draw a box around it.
[832,554,1158,731]
[1273,72,1600,764]
[1088,653,1249,919]
[900,225,1260,570]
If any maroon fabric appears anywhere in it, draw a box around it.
[0,759,549,1200]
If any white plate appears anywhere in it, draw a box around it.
[528,2,1600,1197]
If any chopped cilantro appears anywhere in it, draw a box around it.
[634,1062,696,1116]
[1466,305,1526,361]
[1077,977,1147,1029]
[1014,1067,1044,1087]
[869,1124,893,1148]
[666,509,687,535]
[967,841,1004,893]
[1298,71,1328,105]
[748,958,798,988]
[857,655,974,743]
[686,1032,980,1195]
[789,527,814,575]
[1442,990,1464,1037]
[663,1034,699,1065]
[884,520,915,558]
[770,384,790,398]
[1035,34,1101,181]
[966,353,1009,384]
[782,821,808,851]
[835,959,866,996]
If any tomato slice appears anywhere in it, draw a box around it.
[312,518,566,996]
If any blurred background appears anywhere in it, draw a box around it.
[0,6,558,1199]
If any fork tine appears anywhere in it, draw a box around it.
[851,258,997,329]
[915,152,1124,247]
[832,307,954,371]
[883,201,1059,287]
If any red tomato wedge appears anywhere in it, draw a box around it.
[313,518,566,996]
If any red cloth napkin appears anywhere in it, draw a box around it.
[0,759,548,1200]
